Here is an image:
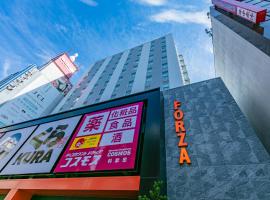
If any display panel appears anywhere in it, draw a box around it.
[54,102,143,173]
[0,126,37,171]
[212,0,267,23]
[1,116,81,175]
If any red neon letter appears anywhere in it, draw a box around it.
[178,133,188,147]
[179,148,191,165]
[174,100,181,110]
[175,121,186,133]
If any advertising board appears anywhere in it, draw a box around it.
[1,116,81,175]
[212,0,267,23]
[0,126,37,171]
[54,102,143,173]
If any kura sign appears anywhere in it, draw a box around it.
[1,116,81,175]
[212,0,267,24]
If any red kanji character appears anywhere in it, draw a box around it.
[111,132,122,143]
[111,111,119,118]
[122,118,132,128]
[128,107,137,114]
[120,109,128,116]
[83,116,103,132]
[109,121,119,130]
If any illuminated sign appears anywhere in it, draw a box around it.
[1,116,81,175]
[0,126,37,171]
[212,0,267,24]
[174,100,191,165]
[54,102,143,173]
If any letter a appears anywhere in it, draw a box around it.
[179,148,191,165]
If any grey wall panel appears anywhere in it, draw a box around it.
[163,78,270,200]
[212,15,270,152]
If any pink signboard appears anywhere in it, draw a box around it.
[54,102,144,173]
[212,0,267,24]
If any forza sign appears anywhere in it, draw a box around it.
[174,100,191,165]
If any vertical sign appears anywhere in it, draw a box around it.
[174,100,191,165]
[0,126,37,171]
[1,116,81,175]
[54,102,143,173]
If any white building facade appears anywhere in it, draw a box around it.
[54,34,188,113]
[0,53,77,127]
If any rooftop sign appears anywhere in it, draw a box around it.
[212,0,267,24]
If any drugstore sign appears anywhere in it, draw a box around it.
[212,0,267,24]
[0,102,143,175]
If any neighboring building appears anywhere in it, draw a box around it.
[53,34,188,113]
[210,0,270,151]
[0,53,77,127]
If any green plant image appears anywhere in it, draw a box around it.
[138,181,167,200]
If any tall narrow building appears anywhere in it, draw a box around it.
[54,34,188,113]
[210,0,270,150]
[0,53,77,127]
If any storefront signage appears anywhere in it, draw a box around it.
[1,116,81,175]
[0,126,37,171]
[54,102,143,173]
[212,0,267,24]
[174,100,191,165]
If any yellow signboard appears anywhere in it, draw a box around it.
[70,134,101,150]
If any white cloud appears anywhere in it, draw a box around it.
[150,9,211,27]
[2,59,11,78]
[205,41,213,54]
[135,0,167,6]
[79,0,98,7]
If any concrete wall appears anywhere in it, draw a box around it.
[211,12,270,152]
[163,78,270,200]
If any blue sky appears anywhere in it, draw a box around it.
[0,0,214,84]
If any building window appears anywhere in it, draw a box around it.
[146,75,152,79]
[126,89,131,95]
[99,89,104,95]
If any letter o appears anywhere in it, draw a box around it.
[174,110,184,120]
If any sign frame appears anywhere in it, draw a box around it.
[0,116,82,176]
[212,0,267,24]
[52,101,146,177]
[0,88,160,181]
[0,101,146,178]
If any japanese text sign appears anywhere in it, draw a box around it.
[1,116,81,175]
[212,0,267,23]
[54,102,143,173]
